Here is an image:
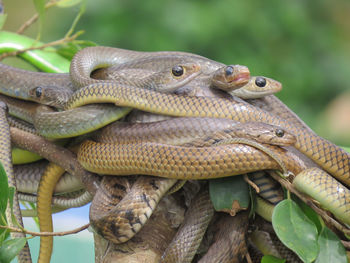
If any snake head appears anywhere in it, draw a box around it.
[211,65,250,91]
[230,76,282,99]
[231,122,297,147]
[28,86,73,109]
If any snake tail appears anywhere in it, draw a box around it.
[37,163,65,263]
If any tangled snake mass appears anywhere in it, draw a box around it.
[0,46,349,263]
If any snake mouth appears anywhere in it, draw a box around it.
[230,71,250,87]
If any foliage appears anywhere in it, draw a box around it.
[272,199,347,263]
[209,175,250,215]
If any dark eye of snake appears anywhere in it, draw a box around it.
[35,86,43,98]
[275,129,285,137]
[255,77,267,87]
[172,65,184,77]
[225,66,234,76]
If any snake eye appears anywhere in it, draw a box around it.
[225,66,234,76]
[35,86,43,98]
[172,65,184,77]
[255,77,266,87]
[275,129,285,137]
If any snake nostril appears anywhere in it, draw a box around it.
[275,129,284,137]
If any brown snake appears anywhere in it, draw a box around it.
[198,211,249,263]
[161,186,214,263]
[0,101,32,262]
[64,83,349,186]
[90,118,297,245]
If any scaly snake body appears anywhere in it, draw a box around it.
[66,83,349,185]
[0,101,32,262]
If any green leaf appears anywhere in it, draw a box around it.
[0,162,8,216]
[272,199,318,263]
[33,0,46,17]
[64,2,86,38]
[33,0,47,39]
[315,226,347,263]
[0,14,7,30]
[56,0,83,7]
[57,40,97,60]
[209,175,250,216]
[0,238,27,263]
[293,195,323,233]
[0,189,8,241]
[0,227,10,246]
[261,255,286,263]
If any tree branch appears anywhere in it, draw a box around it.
[16,0,59,34]
[0,31,83,60]
[0,223,89,237]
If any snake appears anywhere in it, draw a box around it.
[247,94,314,133]
[65,82,350,186]
[1,61,203,138]
[14,161,84,194]
[198,211,249,263]
[90,59,250,92]
[79,129,302,180]
[90,176,177,244]
[89,118,297,246]
[293,167,350,226]
[37,162,65,263]
[0,62,73,108]
[0,93,131,139]
[18,190,92,209]
[4,45,348,262]
[96,195,182,263]
[228,76,282,99]
[254,196,276,222]
[0,101,32,262]
[249,229,302,262]
[161,186,214,263]
[249,171,284,205]
[69,46,232,88]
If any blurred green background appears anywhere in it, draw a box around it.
[3,0,350,145]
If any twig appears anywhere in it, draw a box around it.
[0,223,90,237]
[16,0,59,34]
[245,252,253,263]
[269,171,350,236]
[244,174,260,193]
[0,30,83,60]
[10,127,100,195]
